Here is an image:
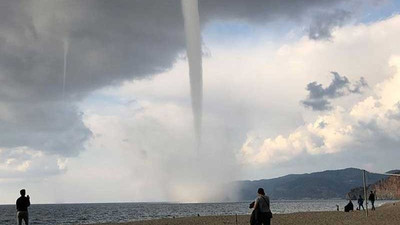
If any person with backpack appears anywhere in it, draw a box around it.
[253,188,272,225]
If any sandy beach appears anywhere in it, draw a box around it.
[88,202,400,225]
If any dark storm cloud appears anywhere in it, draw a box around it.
[0,102,91,156]
[0,0,185,156]
[0,0,185,101]
[0,0,369,157]
[301,72,368,111]
[309,9,351,40]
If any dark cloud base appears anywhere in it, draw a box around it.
[0,0,372,159]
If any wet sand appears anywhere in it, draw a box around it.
[88,202,400,225]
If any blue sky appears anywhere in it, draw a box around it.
[358,0,400,23]
[203,0,400,47]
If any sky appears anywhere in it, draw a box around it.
[1,0,400,204]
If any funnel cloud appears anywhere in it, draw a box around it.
[181,0,203,149]
[62,39,69,99]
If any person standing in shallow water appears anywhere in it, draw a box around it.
[16,189,30,225]
[253,188,272,225]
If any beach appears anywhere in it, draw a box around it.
[88,202,400,225]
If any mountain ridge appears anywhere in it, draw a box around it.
[237,168,390,200]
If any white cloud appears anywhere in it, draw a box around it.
[70,15,400,201]
[239,55,400,169]
[0,147,67,179]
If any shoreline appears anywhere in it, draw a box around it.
[86,201,400,225]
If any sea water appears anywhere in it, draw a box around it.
[0,200,395,225]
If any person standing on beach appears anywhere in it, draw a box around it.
[369,191,376,210]
[254,188,272,225]
[358,195,365,210]
[16,189,30,225]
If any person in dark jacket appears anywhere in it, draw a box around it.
[369,191,376,210]
[16,189,30,225]
[358,195,365,210]
[249,201,256,225]
[344,200,354,212]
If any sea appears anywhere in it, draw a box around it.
[0,200,395,225]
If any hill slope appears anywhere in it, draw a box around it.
[348,171,400,200]
[237,168,386,200]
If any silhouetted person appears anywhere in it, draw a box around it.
[344,200,353,212]
[16,189,30,225]
[358,195,365,210]
[369,191,376,210]
[254,188,272,225]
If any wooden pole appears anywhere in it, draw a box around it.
[235,213,238,225]
[363,170,368,217]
